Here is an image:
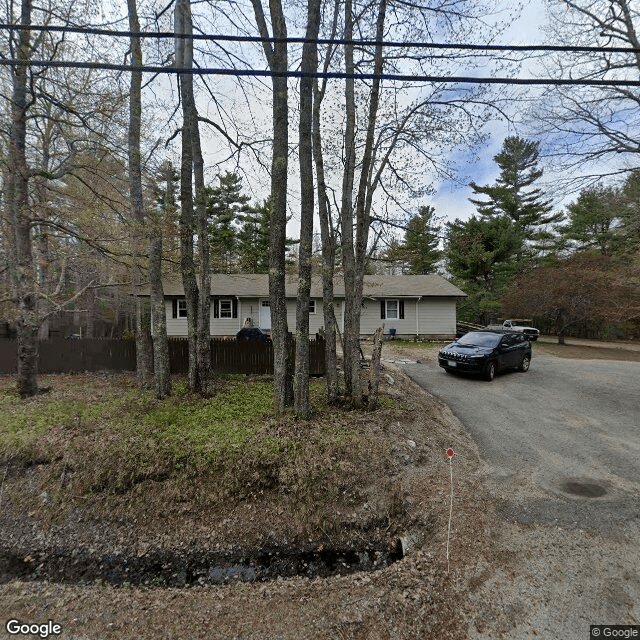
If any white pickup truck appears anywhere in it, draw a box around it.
[487,319,540,341]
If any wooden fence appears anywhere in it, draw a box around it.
[0,337,326,376]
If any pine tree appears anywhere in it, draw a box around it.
[401,205,442,274]
[235,198,298,273]
[446,216,522,291]
[236,199,272,274]
[560,186,622,256]
[469,136,559,255]
[205,172,250,273]
[445,215,522,323]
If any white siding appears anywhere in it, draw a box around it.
[165,295,456,337]
[165,298,246,337]
[417,298,457,336]
[360,297,457,338]
[286,299,326,335]
[166,299,188,336]
[360,298,416,337]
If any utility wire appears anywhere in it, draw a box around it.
[1,59,639,86]
[1,23,640,54]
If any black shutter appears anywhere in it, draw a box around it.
[232,298,238,319]
[172,299,178,318]
[380,300,386,319]
[399,300,405,319]
[213,298,219,319]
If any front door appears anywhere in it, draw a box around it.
[259,299,271,331]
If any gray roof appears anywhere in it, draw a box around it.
[160,273,466,298]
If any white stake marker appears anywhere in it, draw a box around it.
[445,447,456,573]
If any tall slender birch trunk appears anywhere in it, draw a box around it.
[175,0,201,391]
[294,0,322,417]
[127,0,151,384]
[149,163,173,399]
[8,0,39,397]
[340,0,359,403]
[250,0,293,411]
[313,0,340,403]
[353,0,387,361]
[194,118,212,394]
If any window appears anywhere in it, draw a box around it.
[177,299,187,318]
[213,298,238,319]
[380,299,405,320]
[385,299,398,320]
[219,298,233,319]
[309,300,316,314]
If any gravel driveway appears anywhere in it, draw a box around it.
[402,353,640,639]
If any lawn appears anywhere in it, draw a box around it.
[0,373,393,535]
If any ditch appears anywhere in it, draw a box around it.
[0,538,404,588]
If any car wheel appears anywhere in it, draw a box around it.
[519,355,530,372]
[484,361,495,381]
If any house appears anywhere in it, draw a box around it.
[158,273,466,339]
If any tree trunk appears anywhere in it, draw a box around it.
[340,0,358,403]
[351,0,387,407]
[175,0,200,391]
[250,0,293,411]
[149,163,173,399]
[294,0,321,417]
[313,109,338,402]
[194,121,212,395]
[368,324,384,408]
[8,0,39,397]
[312,0,340,404]
[85,287,95,338]
[128,0,151,385]
[556,309,566,345]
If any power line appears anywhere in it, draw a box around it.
[1,22,640,54]
[1,58,639,86]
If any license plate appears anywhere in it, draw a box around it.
[447,360,456,367]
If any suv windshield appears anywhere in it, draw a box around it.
[457,332,501,347]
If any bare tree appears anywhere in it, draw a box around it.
[312,0,341,404]
[175,0,211,394]
[339,0,359,404]
[294,0,322,417]
[6,0,38,397]
[533,0,640,185]
[127,0,152,384]
[502,254,640,343]
[149,162,174,399]
[250,0,294,411]
[2,0,125,395]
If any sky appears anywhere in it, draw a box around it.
[427,0,549,225]
[154,0,635,242]
[195,0,556,238]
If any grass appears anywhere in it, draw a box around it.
[0,373,391,518]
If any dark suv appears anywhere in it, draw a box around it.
[438,330,531,381]
[236,327,270,342]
